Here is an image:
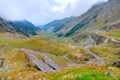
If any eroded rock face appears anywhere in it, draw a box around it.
[78,33,106,46]
[91,34,105,45]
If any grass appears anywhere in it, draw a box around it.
[0,50,43,71]
[0,32,120,80]
[46,53,68,67]
[1,65,119,80]
[20,36,71,55]
[0,68,39,80]
[0,33,74,56]
[1,49,69,71]
[42,32,75,45]
[67,47,93,63]
[50,68,112,80]
[30,64,120,80]
[0,32,75,73]
[104,28,120,40]
[91,45,120,63]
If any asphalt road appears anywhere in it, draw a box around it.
[18,48,62,70]
[85,46,104,64]
[27,54,53,72]
[95,31,120,44]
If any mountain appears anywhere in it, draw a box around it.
[40,17,80,37]
[41,0,120,43]
[0,17,41,37]
[40,2,106,36]
[0,17,16,33]
[65,0,120,36]
[0,0,120,79]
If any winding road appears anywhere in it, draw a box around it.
[84,30,120,64]
[17,48,62,70]
[85,46,104,64]
[27,54,53,72]
[95,31,120,44]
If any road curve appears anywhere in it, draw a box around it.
[18,48,62,70]
[27,54,53,72]
[85,46,104,64]
[95,31,120,44]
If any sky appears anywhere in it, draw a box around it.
[0,0,108,25]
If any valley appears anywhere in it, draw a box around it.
[0,0,120,80]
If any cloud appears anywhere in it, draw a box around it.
[52,0,78,12]
[0,0,108,25]
[0,0,25,20]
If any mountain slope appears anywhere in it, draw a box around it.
[68,0,120,43]
[0,17,16,33]
[41,2,106,36]
[40,17,80,36]
[0,17,41,37]
[41,0,120,43]
[8,20,41,37]
[67,0,120,36]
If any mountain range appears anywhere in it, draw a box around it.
[40,0,120,43]
[0,0,120,79]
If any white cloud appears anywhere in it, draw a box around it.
[0,0,108,25]
[0,0,25,20]
[52,0,78,12]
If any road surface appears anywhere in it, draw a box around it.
[17,48,62,70]
[95,31,120,44]
[85,46,104,64]
[27,54,53,72]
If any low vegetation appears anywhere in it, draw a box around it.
[0,33,74,55]
[91,45,120,63]
[0,65,120,80]
[67,47,93,63]
[104,29,120,40]
[0,31,120,80]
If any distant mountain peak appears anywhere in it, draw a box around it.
[0,17,41,37]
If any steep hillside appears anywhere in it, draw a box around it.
[0,17,41,37]
[67,0,120,37]
[101,22,120,40]
[41,0,120,44]
[40,17,79,36]
[8,20,41,37]
[0,17,16,33]
[41,2,106,36]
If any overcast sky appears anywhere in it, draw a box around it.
[0,0,108,25]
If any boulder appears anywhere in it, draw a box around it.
[113,61,120,67]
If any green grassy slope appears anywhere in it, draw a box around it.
[0,33,74,55]
[104,29,120,40]
[0,65,120,80]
